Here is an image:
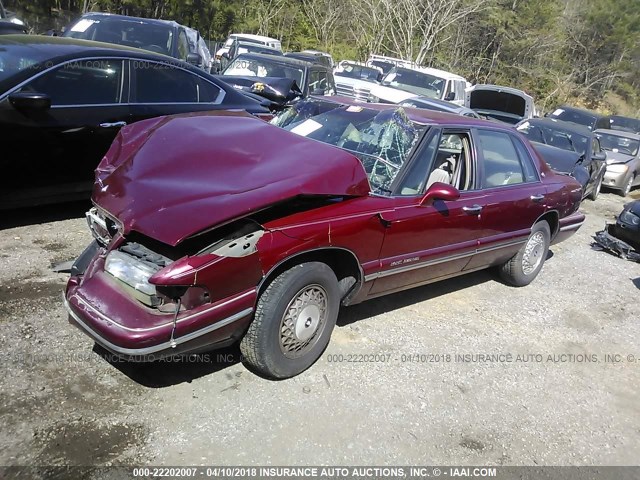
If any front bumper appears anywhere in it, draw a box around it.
[64,264,256,360]
[603,169,629,190]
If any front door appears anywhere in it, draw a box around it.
[368,128,484,296]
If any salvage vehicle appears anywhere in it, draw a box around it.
[285,51,333,69]
[516,118,607,200]
[0,0,25,34]
[215,33,281,63]
[594,129,640,196]
[63,12,212,71]
[596,115,640,135]
[465,84,536,124]
[545,105,603,130]
[220,53,335,104]
[64,98,585,379]
[0,35,268,209]
[366,54,416,74]
[218,40,283,72]
[401,96,480,118]
[593,200,640,261]
[368,66,468,106]
[334,62,383,102]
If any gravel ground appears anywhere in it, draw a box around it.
[0,190,639,469]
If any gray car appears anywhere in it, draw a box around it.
[595,128,640,196]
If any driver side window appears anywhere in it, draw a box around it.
[398,130,473,195]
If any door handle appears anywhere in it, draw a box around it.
[530,194,545,203]
[99,121,127,128]
[462,204,483,215]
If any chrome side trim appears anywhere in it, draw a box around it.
[559,221,584,232]
[364,237,527,282]
[64,293,252,356]
[70,288,256,332]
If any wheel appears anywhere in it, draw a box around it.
[498,221,551,287]
[240,262,340,379]
[621,173,635,197]
[588,172,603,200]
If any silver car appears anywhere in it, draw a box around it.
[595,128,640,196]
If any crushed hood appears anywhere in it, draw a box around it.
[93,111,370,246]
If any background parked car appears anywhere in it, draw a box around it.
[401,96,480,118]
[220,53,335,103]
[333,61,382,102]
[0,0,25,34]
[594,128,640,196]
[465,84,536,124]
[216,33,281,60]
[545,105,603,130]
[284,51,333,69]
[63,12,212,71]
[368,66,468,106]
[218,40,283,72]
[596,115,640,134]
[0,35,269,209]
[516,117,607,199]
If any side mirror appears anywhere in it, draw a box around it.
[592,151,606,162]
[186,52,202,65]
[420,182,460,206]
[9,92,51,111]
[311,88,325,95]
[445,91,456,101]
[221,52,230,60]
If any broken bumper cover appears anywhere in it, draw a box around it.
[64,278,256,360]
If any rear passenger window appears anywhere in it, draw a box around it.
[133,62,221,103]
[478,129,531,188]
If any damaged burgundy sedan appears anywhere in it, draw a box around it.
[64,100,585,379]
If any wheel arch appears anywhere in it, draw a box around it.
[258,247,364,304]
[536,210,559,240]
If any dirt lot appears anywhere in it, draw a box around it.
[1,191,639,469]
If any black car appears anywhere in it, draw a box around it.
[545,105,603,130]
[516,117,607,200]
[596,115,640,134]
[284,51,332,69]
[0,35,269,209]
[62,12,211,71]
[220,52,336,100]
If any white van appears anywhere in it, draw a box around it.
[216,33,282,58]
[368,66,469,106]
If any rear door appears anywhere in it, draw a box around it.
[128,59,226,122]
[464,128,547,270]
[0,57,129,206]
[368,127,485,296]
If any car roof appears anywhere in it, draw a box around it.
[594,128,640,140]
[395,65,466,81]
[523,117,594,136]
[552,105,602,117]
[234,52,315,67]
[316,95,512,130]
[0,33,175,56]
[405,96,463,111]
[229,33,280,43]
[74,12,181,29]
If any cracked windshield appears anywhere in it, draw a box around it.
[272,103,421,194]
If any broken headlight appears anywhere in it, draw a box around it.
[105,250,158,297]
[619,210,640,226]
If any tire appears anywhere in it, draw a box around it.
[498,221,551,287]
[240,262,340,379]
[621,173,635,197]
[588,172,603,200]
